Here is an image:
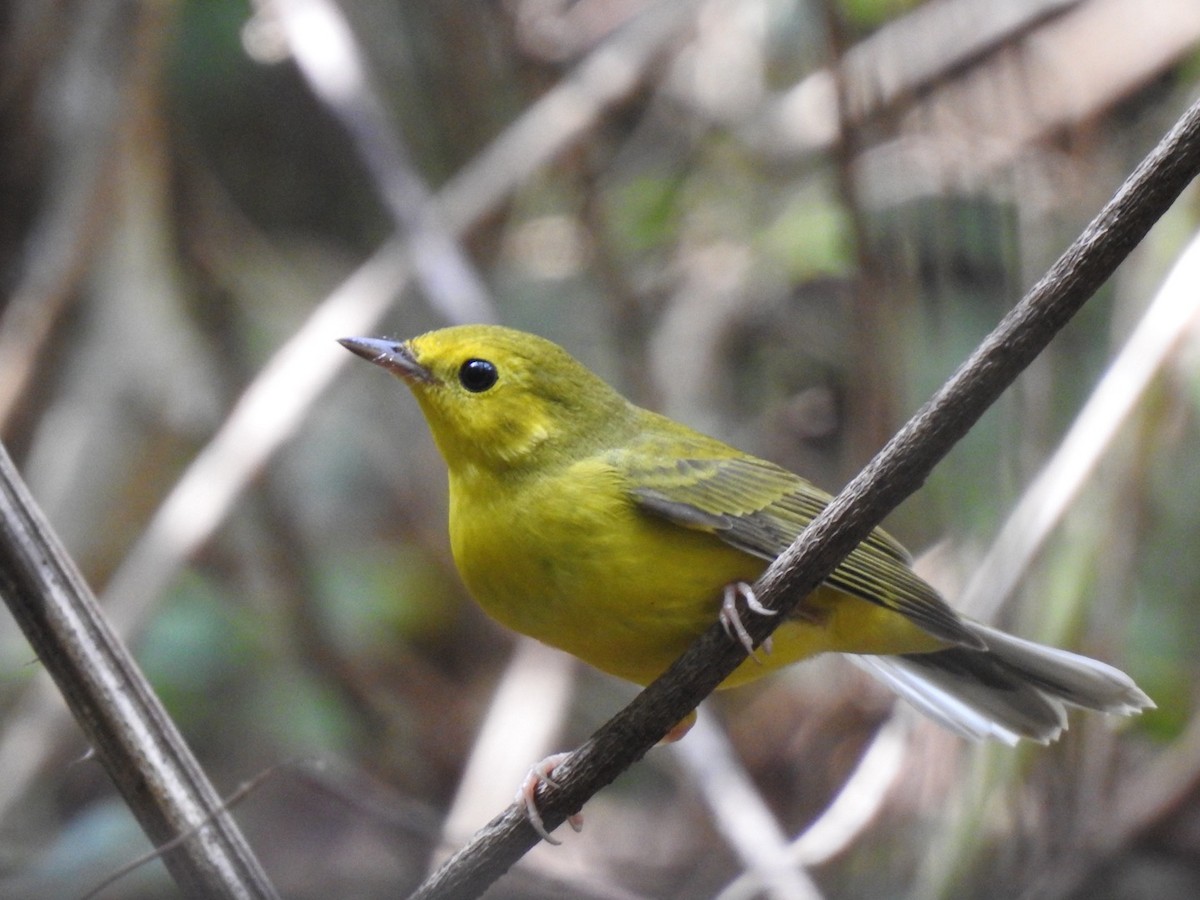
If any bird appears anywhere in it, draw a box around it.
[340,324,1153,839]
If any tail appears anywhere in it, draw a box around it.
[848,622,1154,745]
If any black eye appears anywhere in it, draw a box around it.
[458,358,498,392]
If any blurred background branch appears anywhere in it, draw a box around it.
[0,444,277,898]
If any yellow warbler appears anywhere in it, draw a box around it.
[340,325,1152,749]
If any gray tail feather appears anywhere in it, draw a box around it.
[848,621,1154,745]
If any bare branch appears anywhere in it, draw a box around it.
[409,96,1200,900]
[960,229,1200,621]
[0,444,278,899]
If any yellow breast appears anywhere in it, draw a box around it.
[447,456,942,688]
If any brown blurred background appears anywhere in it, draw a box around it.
[2,1,1199,897]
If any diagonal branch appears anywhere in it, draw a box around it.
[0,443,279,899]
[409,95,1200,900]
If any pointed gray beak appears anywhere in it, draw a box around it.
[338,337,437,384]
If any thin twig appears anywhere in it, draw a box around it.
[409,96,1200,900]
[80,758,312,900]
[0,443,279,899]
[722,234,1200,891]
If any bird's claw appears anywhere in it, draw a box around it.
[719,581,775,664]
[518,752,584,844]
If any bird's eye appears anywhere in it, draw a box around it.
[458,358,498,393]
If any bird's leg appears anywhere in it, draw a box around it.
[719,581,776,663]
[517,752,584,844]
[520,582,775,840]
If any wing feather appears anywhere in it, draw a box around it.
[619,450,979,648]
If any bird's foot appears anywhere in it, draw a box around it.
[719,581,775,664]
[517,752,584,844]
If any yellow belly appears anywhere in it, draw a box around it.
[448,462,944,689]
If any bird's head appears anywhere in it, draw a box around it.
[340,324,632,474]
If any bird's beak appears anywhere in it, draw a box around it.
[338,337,437,384]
